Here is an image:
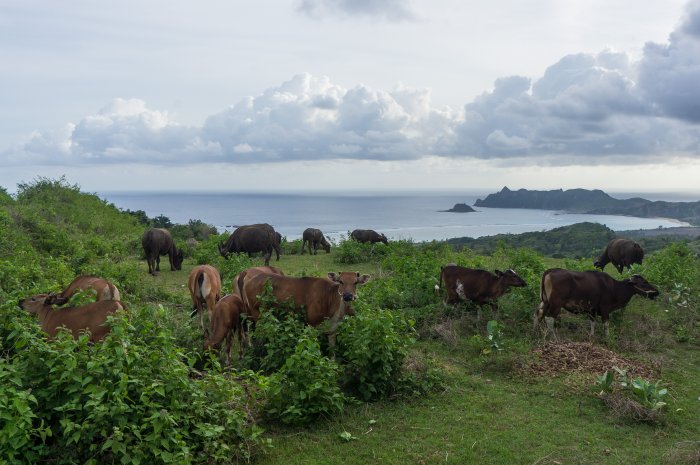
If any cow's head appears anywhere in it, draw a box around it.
[328,271,371,304]
[380,234,389,245]
[495,269,527,288]
[322,237,331,253]
[218,241,230,259]
[18,293,52,314]
[173,248,184,270]
[627,275,659,299]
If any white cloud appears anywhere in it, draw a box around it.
[297,0,416,21]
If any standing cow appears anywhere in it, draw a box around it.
[141,228,183,276]
[351,229,388,245]
[218,223,279,266]
[187,265,222,335]
[594,238,644,273]
[301,228,331,255]
[242,271,370,346]
[534,268,659,340]
[438,265,526,319]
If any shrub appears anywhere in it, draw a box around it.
[334,236,389,264]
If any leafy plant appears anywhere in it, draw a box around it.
[630,378,669,411]
[486,320,506,352]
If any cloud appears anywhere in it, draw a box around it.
[3,2,700,168]
[296,0,416,21]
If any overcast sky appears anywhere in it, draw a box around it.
[1,0,699,193]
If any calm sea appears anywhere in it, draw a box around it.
[99,190,695,243]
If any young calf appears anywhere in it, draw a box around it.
[187,264,222,335]
[203,294,246,366]
[50,275,121,305]
[19,293,124,342]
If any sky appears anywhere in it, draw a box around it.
[1,0,699,193]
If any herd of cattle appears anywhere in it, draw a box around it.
[18,223,658,360]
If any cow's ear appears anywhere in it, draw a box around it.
[327,272,339,282]
[495,270,503,276]
[357,274,371,285]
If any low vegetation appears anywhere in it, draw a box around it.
[1,178,699,464]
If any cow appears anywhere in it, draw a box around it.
[534,268,659,340]
[18,293,125,342]
[242,271,371,346]
[49,275,121,305]
[438,265,526,319]
[231,265,285,299]
[203,294,246,366]
[187,265,222,335]
[218,223,279,266]
[141,228,183,276]
[594,238,644,273]
[350,229,388,245]
[301,228,331,255]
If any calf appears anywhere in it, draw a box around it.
[203,294,245,366]
[50,275,121,305]
[351,229,388,245]
[141,228,184,275]
[187,265,222,335]
[534,268,659,340]
[438,265,526,319]
[242,271,370,346]
[301,228,331,255]
[19,293,124,342]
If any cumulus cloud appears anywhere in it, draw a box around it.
[3,2,700,167]
[296,0,416,21]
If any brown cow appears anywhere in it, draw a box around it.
[242,271,370,346]
[231,266,285,299]
[351,229,388,245]
[594,238,644,273]
[534,268,659,340]
[203,294,245,366]
[18,293,124,342]
[141,228,183,275]
[438,265,526,319]
[187,265,222,335]
[301,228,331,255]
[218,224,279,266]
[49,275,121,305]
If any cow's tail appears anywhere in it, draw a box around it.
[435,266,445,296]
[237,270,249,309]
[534,270,550,329]
[190,271,206,319]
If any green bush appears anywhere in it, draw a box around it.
[336,303,414,401]
[334,236,389,264]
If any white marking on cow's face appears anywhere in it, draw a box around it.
[456,280,466,300]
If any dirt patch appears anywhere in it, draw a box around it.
[519,341,654,379]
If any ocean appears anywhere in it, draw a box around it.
[99,190,693,243]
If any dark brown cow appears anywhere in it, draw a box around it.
[301,228,331,255]
[351,229,388,245]
[534,268,659,339]
[141,228,183,275]
[232,265,285,299]
[50,275,121,305]
[187,265,222,335]
[594,238,644,273]
[19,293,125,342]
[438,265,526,318]
[242,271,370,346]
[218,223,279,266]
[203,294,245,366]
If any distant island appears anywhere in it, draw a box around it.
[472,187,700,226]
[440,203,476,213]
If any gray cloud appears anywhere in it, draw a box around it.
[297,0,416,21]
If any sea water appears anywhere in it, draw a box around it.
[100,190,692,243]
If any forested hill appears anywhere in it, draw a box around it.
[474,187,700,225]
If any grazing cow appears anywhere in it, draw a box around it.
[438,265,526,318]
[141,228,183,275]
[203,294,245,366]
[534,268,659,339]
[218,223,278,266]
[351,229,388,245]
[187,265,222,334]
[594,238,644,273]
[242,271,371,346]
[301,228,331,255]
[50,275,121,305]
[231,266,285,299]
[18,293,124,342]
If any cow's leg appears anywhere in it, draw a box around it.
[263,249,271,266]
[224,330,232,367]
[490,301,499,321]
[604,320,610,339]
[300,240,306,255]
[589,318,596,339]
[545,316,558,341]
[155,255,161,272]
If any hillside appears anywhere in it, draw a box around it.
[474,187,700,225]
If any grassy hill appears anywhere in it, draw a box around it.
[1,178,699,465]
